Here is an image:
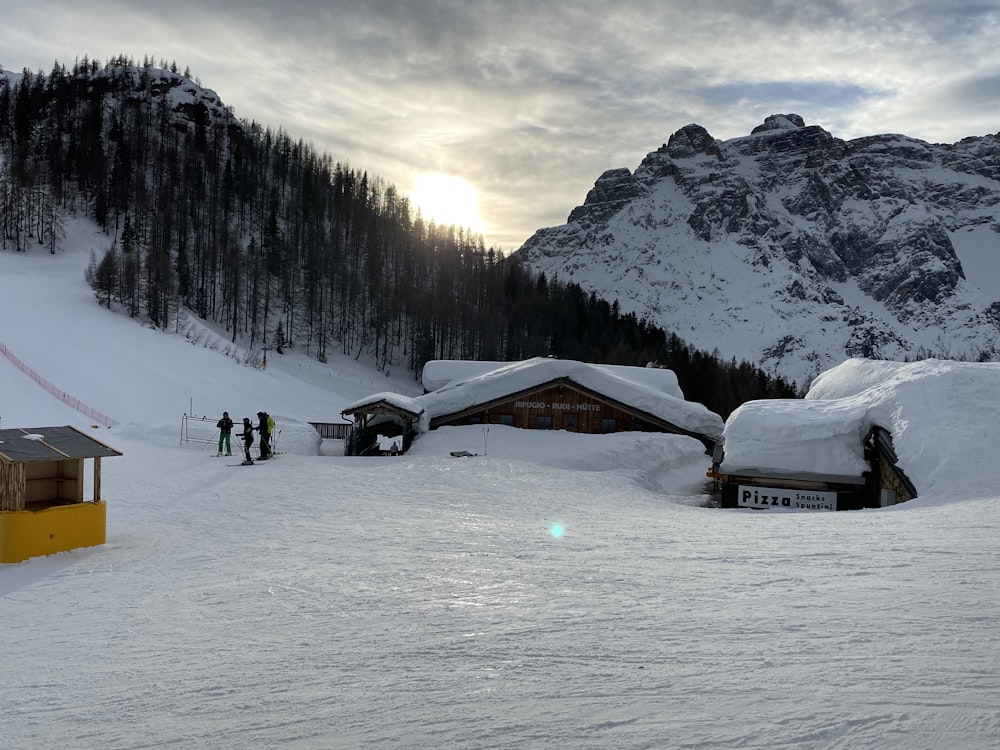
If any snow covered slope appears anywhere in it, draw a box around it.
[2,226,1000,749]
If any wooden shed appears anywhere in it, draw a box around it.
[0,425,122,563]
[341,394,423,457]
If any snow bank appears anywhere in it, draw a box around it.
[808,358,1000,501]
[410,423,707,474]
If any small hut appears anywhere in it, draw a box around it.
[0,425,122,563]
[709,398,917,511]
[341,393,423,456]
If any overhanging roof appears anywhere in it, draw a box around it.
[0,426,123,463]
[721,467,866,486]
[341,392,423,421]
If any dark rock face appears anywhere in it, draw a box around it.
[665,124,721,159]
[567,168,642,226]
[517,115,1000,384]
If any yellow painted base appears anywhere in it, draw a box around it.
[0,501,107,564]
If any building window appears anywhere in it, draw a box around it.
[498,414,514,426]
[565,415,576,431]
[536,415,553,430]
[601,418,616,434]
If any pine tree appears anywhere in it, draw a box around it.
[91,248,119,309]
[275,321,286,354]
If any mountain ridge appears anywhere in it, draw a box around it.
[516,114,1000,384]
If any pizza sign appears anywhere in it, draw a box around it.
[737,485,837,512]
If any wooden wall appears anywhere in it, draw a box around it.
[0,463,26,511]
[434,383,659,434]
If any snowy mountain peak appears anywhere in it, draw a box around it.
[516,115,1000,385]
[664,123,720,158]
[751,113,806,133]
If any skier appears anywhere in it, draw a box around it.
[240,417,255,465]
[216,411,233,456]
[256,411,271,460]
[266,412,276,452]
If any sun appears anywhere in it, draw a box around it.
[409,172,486,234]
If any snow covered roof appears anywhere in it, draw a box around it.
[421,359,685,399]
[414,357,723,438]
[421,360,513,392]
[720,358,1000,500]
[719,397,884,480]
[341,391,423,418]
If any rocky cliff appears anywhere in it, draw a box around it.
[516,114,1000,385]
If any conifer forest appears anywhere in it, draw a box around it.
[0,57,796,417]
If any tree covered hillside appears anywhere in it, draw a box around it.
[0,56,795,416]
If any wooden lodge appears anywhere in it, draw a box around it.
[427,378,717,449]
[0,425,122,563]
[341,359,724,456]
[710,425,917,512]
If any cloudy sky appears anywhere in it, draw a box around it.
[3,1,998,248]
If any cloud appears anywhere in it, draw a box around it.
[2,0,998,247]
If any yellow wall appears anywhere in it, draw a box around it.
[0,501,106,564]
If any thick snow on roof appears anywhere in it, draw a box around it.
[415,357,723,438]
[421,360,513,391]
[719,397,886,479]
[341,391,423,416]
[721,358,1000,501]
[422,359,685,399]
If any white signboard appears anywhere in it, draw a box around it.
[737,484,837,512]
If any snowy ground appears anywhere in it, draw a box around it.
[2,227,999,749]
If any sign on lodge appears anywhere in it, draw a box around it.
[737,485,838,512]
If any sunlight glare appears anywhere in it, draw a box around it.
[409,172,486,234]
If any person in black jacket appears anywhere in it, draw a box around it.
[216,411,233,456]
[256,411,272,460]
[240,417,255,465]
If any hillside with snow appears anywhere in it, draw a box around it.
[517,114,1000,386]
[2,228,999,749]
